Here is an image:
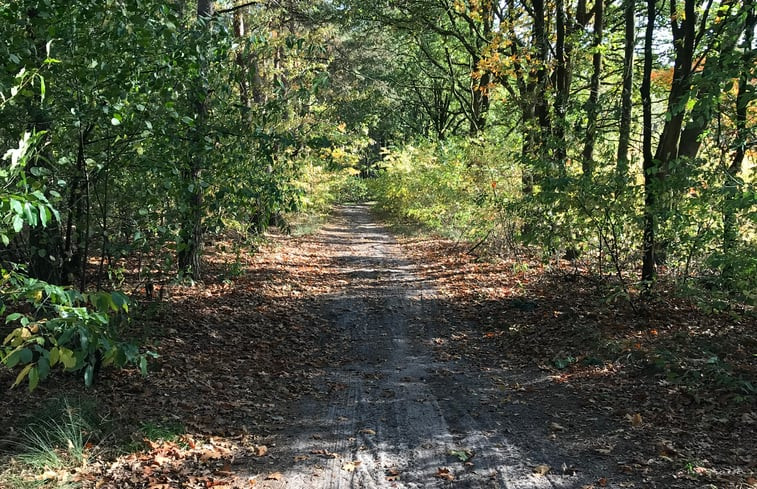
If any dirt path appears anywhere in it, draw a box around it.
[244,205,627,488]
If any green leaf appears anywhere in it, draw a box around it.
[49,346,60,367]
[13,364,33,387]
[20,348,32,364]
[37,357,50,379]
[10,199,23,214]
[4,348,23,368]
[84,364,94,387]
[39,204,49,227]
[28,366,39,390]
[23,202,37,226]
[59,347,76,369]
[5,313,23,323]
[12,215,23,233]
[111,292,129,312]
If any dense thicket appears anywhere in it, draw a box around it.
[1,0,755,389]
[350,0,756,302]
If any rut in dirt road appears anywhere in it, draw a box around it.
[248,205,624,489]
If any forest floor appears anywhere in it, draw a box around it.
[1,204,755,488]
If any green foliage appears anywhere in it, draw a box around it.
[370,138,519,244]
[0,268,153,389]
[652,349,755,401]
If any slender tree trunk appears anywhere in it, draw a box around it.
[233,9,250,112]
[641,0,657,288]
[582,0,604,176]
[653,0,696,171]
[532,0,552,153]
[553,0,569,171]
[469,4,493,135]
[178,0,214,278]
[616,0,634,184]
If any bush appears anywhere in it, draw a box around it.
[1,268,154,390]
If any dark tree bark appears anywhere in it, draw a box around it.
[553,0,569,170]
[581,0,603,176]
[652,0,696,170]
[178,0,215,278]
[616,0,634,183]
[531,0,552,148]
[641,0,657,288]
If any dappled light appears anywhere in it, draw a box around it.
[2,0,755,487]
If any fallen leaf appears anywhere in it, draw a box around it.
[598,477,608,487]
[180,435,197,449]
[746,476,757,486]
[265,472,283,481]
[342,460,361,472]
[533,464,550,476]
[294,454,310,462]
[36,470,59,481]
[628,413,643,427]
[359,428,376,435]
[435,467,455,481]
[254,445,268,457]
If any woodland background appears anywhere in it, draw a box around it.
[0,0,754,483]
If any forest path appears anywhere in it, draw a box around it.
[244,204,620,489]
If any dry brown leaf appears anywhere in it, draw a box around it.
[294,455,310,462]
[254,445,268,457]
[746,476,757,486]
[598,477,608,487]
[628,413,643,427]
[180,435,197,449]
[435,467,455,481]
[533,464,550,476]
[265,472,283,481]
[359,428,376,435]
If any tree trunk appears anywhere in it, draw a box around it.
[582,0,604,177]
[532,0,552,150]
[641,0,657,288]
[616,0,634,184]
[178,0,214,279]
[233,9,250,112]
[652,0,696,171]
[553,0,569,171]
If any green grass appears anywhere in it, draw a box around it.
[138,420,185,443]
[0,396,103,488]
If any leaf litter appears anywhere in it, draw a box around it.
[1,208,754,488]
